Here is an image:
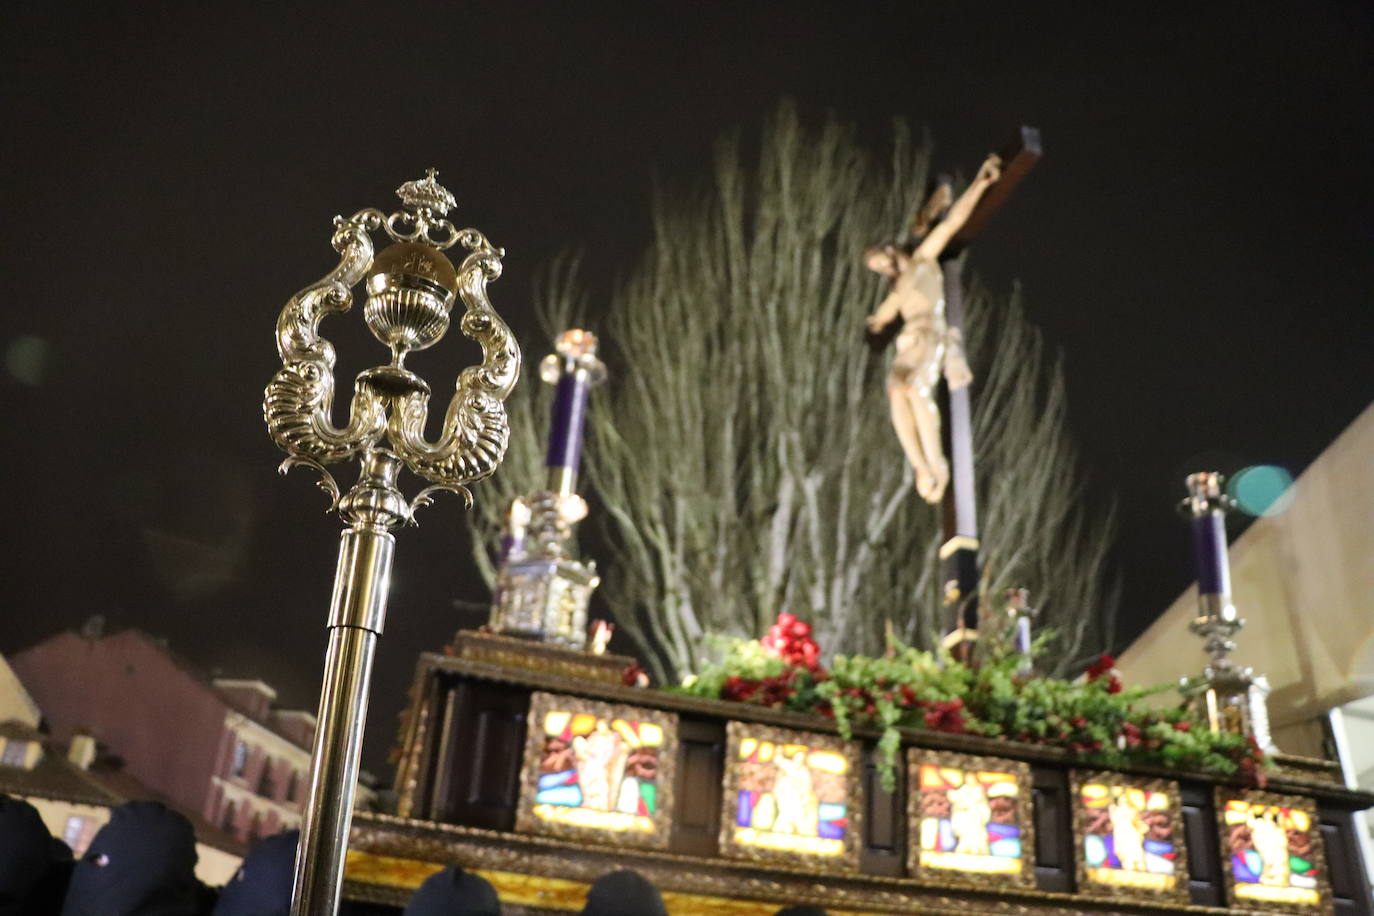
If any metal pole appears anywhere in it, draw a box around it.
[263,172,521,914]
[292,525,393,916]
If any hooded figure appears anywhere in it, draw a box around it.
[61,801,204,916]
[0,794,72,915]
[775,907,829,916]
[579,870,666,916]
[211,830,298,916]
[402,866,500,916]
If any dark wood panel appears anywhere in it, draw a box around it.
[1180,780,1223,906]
[671,716,725,856]
[1322,806,1374,916]
[431,679,531,831]
[1031,765,1073,893]
[860,743,904,876]
[405,670,448,821]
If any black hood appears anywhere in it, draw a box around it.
[579,870,666,916]
[211,830,297,916]
[60,801,202,916]
[402,866,501,916]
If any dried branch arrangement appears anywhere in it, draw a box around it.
[468,105,1118,682]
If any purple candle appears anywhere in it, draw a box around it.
[1190,512,1230,596]
[1015,616,1033,656]
[1184,472,1232,599]
[546,372,590,473]
[499,498,530,563]
[539,330,607,495]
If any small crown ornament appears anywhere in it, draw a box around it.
[396,168,457,215]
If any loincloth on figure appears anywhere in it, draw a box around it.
[888,318,947,395]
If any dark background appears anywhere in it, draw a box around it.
[2,2,1371,776]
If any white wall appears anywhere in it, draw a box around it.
[1118,401,1374,733]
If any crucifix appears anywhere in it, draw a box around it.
[864,126,1041,660]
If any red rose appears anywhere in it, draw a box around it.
[1086,654,1117,680]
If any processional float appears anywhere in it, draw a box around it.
[259,153,1372,915]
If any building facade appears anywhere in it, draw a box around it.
[0,719,244,883]
[9,628,358,846]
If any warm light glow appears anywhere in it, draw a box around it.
[915,761,1025,876]
[533,804,653,833]
[1222,799,1320,899]
[554,329,600,360]
[735,827,844,856]
[526,700,672,844]
[728,729,854,861]
[1234,884,1320,905]
[921,851,1022,873]
[612,719,641,748]
[543,711,570,736]
[1086,867,1176,889]
[1078,782,1178,887]
[807,751,848,774]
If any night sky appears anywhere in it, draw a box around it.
[3,3,1371,776]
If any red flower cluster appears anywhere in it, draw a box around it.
[760,613,822,672]
[722,669,800,707]
[1237,736,1269,788]
[1085,654,1123,694]
[922,698,966,733]
[621,663,649,688]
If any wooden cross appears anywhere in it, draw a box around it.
[936,126,1041,660]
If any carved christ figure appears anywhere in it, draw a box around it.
[864,154,1002,503]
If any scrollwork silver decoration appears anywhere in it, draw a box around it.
[264,172,521,518]
[262,171,520,916]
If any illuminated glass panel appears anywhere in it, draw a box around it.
[1221,797,1323,907]
[517,693,677,849]
[721,722,859,869]
[1077,779,1182,893]
[913,758,1028,879]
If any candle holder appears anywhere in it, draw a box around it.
[488,330,606,649]
[1004,587,1038,677]
[263,170,520,915]
[1179,472,1276,752]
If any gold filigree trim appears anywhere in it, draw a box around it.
[347,851,912,915]
[344,822,1254,916]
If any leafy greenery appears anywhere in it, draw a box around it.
[671,626,1268,792]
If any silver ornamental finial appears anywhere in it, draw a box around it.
[397,169,457,215]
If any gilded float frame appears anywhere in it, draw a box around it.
[1215,787,1331,913]
[906,748,1036,889]
[514,691,679,849]
[1070,769,1190,905]
[717,720,863,872]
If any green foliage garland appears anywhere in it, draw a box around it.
[670,629,1268,793]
